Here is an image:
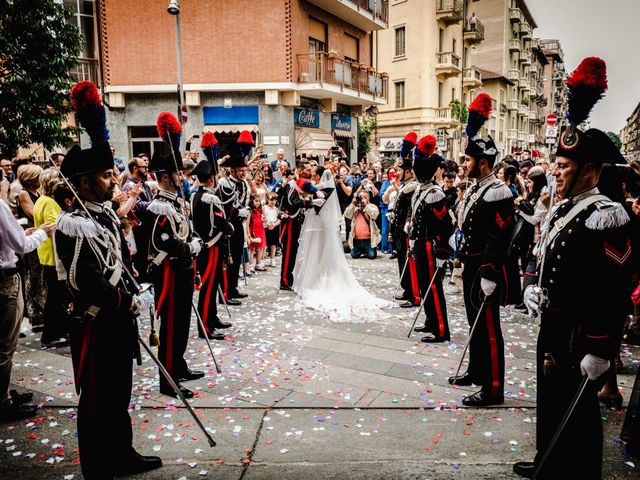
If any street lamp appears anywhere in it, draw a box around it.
[167,0,185,125]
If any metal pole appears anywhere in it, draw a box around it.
[191,302,222,373]
[450,297,487,383]
[175,11,185,126]
[394,255,410,300]
[217,284,232,319]
[407,265,441,338]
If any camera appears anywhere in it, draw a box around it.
[260,154,269,159]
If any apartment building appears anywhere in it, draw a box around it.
[375,0,485,160]
[91,0,389,162]
[621,102,640,163]
[468,0,546,158]
[540,39,568,157]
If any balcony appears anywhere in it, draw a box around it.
[518,104,529,116]
[436,0,464,24]
[529,110,538,121]
[520,23,532,38]
[432,107,458,128]
[519,76,530,89]
[297,52,388,105]
[463,67,482,88]
[463,18,485,44]
[510,7,522,23]
[520,51,532,65]
[507,68,520,82]
[306,0,388,30]
[527,134,536,144]
[518,131,527,141]
[507,129,518,140]
[507,99,519,111]
[509,39,521,52]
[435,51,461,77]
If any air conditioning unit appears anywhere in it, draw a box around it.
[299,72,309,83]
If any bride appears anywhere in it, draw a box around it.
[292,169,393,322]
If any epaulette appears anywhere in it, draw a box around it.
[400,181,418,195]
[483,181,513,203]
[425,187,446,205]
[585,201,630,230]
[201,192,223,209]
[56,211,101,238]
[147,198,176,216]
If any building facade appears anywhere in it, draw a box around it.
[621,102,640,163]
[540,39,568,158]
[375,0,485,161]
[95,0,389,163]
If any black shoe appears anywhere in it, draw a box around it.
[210,320,232,329]
[389,252,397,260]
[280,285,293,291]
[448,372,478,386]
[513,461,535,478]
[400,300,418,308]
[160,384,194,399]
[462,390,504,407]
[19,332,26,338]
[421,334,449,343]
[114,451,163,476]
[394,293,409,301]
[178,369,205,382]
[0,403,38,422]
[224,298,242,306]
[41,338,69,348]
[514,303,527,311]
[9,390,33,405]
[230,292,248,299]
[413,325,430,333]
[207,331,225,340]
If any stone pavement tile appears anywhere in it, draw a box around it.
[278,391,363,409]
[321,351,395,375]
[316,326,370,344]
[282,371,368,407]
[326,365,426,398]
[353,388,382,407]
[306,336,366,355]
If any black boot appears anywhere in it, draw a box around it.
[160,384,194,399]
[179,369,205,381]
[461,390,504,407]
[513,461,535,478]
[448,371,478,386]
[420,333,449,343]
[114,451,163,476]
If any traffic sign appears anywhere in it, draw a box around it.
[546,114,558,126]
[545,125,558,138]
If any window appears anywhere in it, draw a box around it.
[65,0,100,84]
[438,28,444,51]
[344,33,359,62]
[499,119,504,142]
[451,87,456,103]
[395,81,405,108]
[438,82,444,108]
[394,26,406,57]
[308,17,327,82]
[452,37,457,54]
[129,127,166,158]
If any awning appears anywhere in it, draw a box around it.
[295,127,336,156]
[332,129,353,139]
[204,124,259,134]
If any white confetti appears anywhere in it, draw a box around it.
[280,448,289,454]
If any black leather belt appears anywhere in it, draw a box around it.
[0,268,18,281]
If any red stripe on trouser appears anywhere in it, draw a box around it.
[406,238,420,305]
[282,222,292,286]
[484,304,500,396]
[202,246,219,331]
[166,269,175,377]
[222,265,229,300]
[156,260,171,313]
[502,265,508,302]
[426,241,445,338]
[76,321,93,389]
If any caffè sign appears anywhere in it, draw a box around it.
[294,108,320,128]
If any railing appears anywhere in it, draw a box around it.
[435,51,461,69]
[463,67,481,82]
[347,0,389,24]
[436,0,463,18]
[520,23,532,37]
[519,76,530,89]
[507,99,519,110]
[434,107,455,123]
[507,69,520,82]
[297,52,388,100]
[509,39,521,51]
[464,18,485,39]
[510,7,522,22]
[527,134,536,143]
[518,104,529,116]
[518,131,527,141]
[507,129,518,139]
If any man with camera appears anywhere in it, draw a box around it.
[344,191,380,259]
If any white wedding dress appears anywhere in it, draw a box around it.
[292,170,394,322]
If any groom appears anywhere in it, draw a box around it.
[278,161,325,290]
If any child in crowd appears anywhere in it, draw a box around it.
[262,192,280,267]
[248,194,267,271]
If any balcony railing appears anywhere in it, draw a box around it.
[306,0,388,29]
[436,0,463,24]
[463,18,485,43]
[520,23,532,38]
[463,67,482,87]
[519,76,530,89]
[518,104,529,116]
[297,52,388,100]
[507,99,519,111]
[435,51,461,76]
[510,7,522,23]
[518,131,527,141]
[433,107,456,125]
[507,129,518,140]
[519,51,532,65]
[509,39,521,52]
[527,133,536,143]
[349,0,389,23]
[507,68,520,82]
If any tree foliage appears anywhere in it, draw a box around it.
[358,114,377,158]
[0,0,83,156]
[606,131,622,150]
[451,100,468,124]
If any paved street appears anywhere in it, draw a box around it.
[1,254,638,479]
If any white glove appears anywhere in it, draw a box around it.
[523,285,540,314]
[315,191,325,199]
[238,208,250,219]
[312,198,326,207]
[189,238,203,255]
[287,180,297,189]
[580,354,610,381]
[436,258,446,268]
[131,289,154,314]
[480,278,497,297]
[403,222,411,235]
[408,239,415,250]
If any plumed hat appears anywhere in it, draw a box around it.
[556,57,620,165]
[200,131,219,176]
[398,131,417,170]
[412,135,441,181]
[464,93,497,164]
[149,112,184,173]
[219,130,254,168]
[61,81,113,178]
[191,159,214,180]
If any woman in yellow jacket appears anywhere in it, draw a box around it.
[33,168,68,347]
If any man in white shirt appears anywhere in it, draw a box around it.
[0,200,54,421]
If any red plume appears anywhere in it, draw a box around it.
[200,131,218,148]
[237,130,255,145]
[70,81,102,111]
[468,93,492,119]
[403,131,418,144]
[417,135,437,157]
[566,57,607,91]
[156,112,183,138]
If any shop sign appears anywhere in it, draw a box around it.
[379,137,402,151]
[263,136,279,145]
[331,114,352,131]
[294,108,320,128]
